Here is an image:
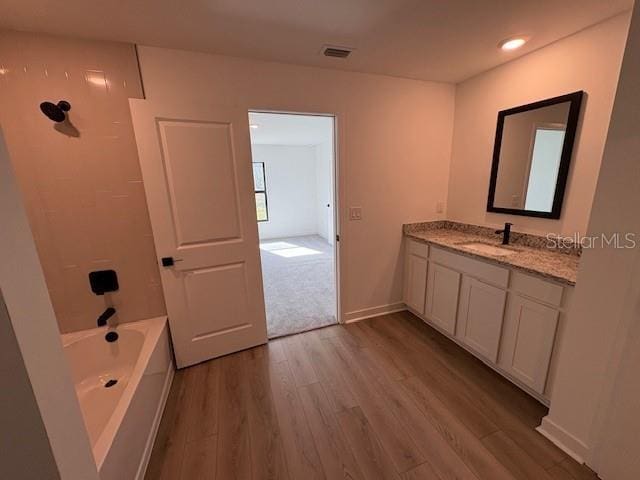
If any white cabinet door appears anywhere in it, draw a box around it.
[426,263,461,334]
[457,277,506,362]
[405,253,428,315]
[500,295,559,393]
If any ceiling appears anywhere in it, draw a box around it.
[249,112,333,146]
[0,0,632,82]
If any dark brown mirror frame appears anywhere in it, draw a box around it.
[486,91,584,219]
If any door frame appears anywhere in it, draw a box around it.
[248,109,343,326]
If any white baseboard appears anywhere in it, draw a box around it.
[136,362,175,480]
[537,415,590,464]
[343,302,407,323]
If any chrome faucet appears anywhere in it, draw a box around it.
[495,222,513,245]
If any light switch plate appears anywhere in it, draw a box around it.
[349,206,362,220]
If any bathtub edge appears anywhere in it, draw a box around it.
[135,359,175,480]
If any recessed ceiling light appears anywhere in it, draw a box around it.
[499,37,528,51]
[250,124,259,129]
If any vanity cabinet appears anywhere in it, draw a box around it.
[456,277,506,362]
[403,239,571,403]
[425,263,461,335]
[499,294,560,394]
[403,240,429,315]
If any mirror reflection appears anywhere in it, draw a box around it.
[487,92,583,218]
[495,102,569,211]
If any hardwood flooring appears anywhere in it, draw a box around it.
[145,311,600,480]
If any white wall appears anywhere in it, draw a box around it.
[137,47,454,319]
[0,129,99,479]
[538,4,640,472]
[0,290,60,480]
[447,12,630,236]
[253,144,319,240]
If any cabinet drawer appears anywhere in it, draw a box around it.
[407,238,429,258]
[430,247,509,287]
[510,271,563,307]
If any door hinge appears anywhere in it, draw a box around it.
[336,234,340,242]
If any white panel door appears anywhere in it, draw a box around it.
[425,263,461,334]
[456,277,506,362]
[404,253,428,315]
[500,295,559,393]
[130,100,267,368]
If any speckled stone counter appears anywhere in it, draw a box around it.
[403,221,580,286]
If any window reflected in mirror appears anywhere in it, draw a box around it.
[487,91,583,219]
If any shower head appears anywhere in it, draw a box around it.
[39,100,71,123]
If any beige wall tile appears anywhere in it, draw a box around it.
[0,30,166,332]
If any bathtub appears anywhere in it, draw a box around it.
[62,316,174,480]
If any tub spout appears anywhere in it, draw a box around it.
[97,307,116,327]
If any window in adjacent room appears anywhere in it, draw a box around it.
[253,162,268,222]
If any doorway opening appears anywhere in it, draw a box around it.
[249,111,338,338]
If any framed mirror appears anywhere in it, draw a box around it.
[487,91,584,218]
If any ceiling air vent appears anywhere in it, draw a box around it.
[322,45,353,59]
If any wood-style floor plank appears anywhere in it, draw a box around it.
[549,459,600,480]
[317,324,345,339]
[352,320,414,379]
[326,336,425,473]
[216,352,252,480]
[337,407,401,480]
[546,464,578,480]
[402,462,443,480]
[244,347,290,480]
[396,312,546,423]
[269,360,326,479]
[298,330,358,412]
[280,334,319,386]
[401,375,517,480]
[369,316,500,439]
[186,361,220,443]
[298,382,364,480]
[265,337,287,363]
[147,312,579,480]
[391,313,567,469]
[339,339,479,480]
[482,430,554,480]
[181,436,217,480]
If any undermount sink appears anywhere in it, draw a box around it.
[458,242,518,256]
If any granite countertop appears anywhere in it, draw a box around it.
[403,221,580,286]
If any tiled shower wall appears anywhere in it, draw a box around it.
[0,30,166,333]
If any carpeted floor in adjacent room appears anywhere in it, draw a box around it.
[259,235,337,338]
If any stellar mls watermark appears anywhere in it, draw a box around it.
[546,233,637,249]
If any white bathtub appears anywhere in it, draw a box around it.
[62,316,174,480]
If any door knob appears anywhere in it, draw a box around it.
[161,257,183,267]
